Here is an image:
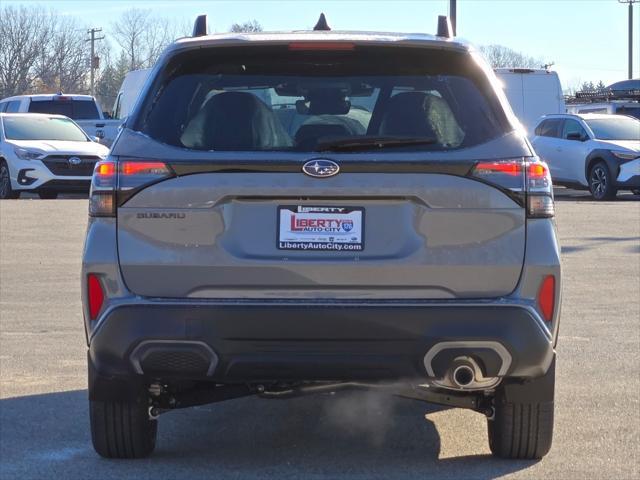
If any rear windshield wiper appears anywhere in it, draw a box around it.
[316,136,438,152]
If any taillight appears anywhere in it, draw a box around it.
[470,158,554,218]
[537,275,555,322]
[89,159,116,216]
[87,273,105,320]
[89,157,173,217]
[526,161,555,218]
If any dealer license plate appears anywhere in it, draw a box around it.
[277,206,364,251]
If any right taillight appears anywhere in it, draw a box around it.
[89,157,173,217]
[526,160,554,218]
[470,158,554,219]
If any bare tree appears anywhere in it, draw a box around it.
[34,16,88,93]
[0,6,52,97]
[480,44,543,69]
[229,20,263,33]
[112,9,186,71]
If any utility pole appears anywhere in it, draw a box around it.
[449,0,457,36]
[86,28,104,96]
[619,0,638,80]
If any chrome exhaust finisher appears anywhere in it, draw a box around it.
[452,364,475,388]
[423,341,513,391]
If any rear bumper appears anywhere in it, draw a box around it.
[88,300,554,387]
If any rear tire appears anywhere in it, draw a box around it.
[90,398,157,458]
[38,191,58,199]
[487,359,555,459]
[488,400,554,459]
[0,161,19,199]
[588,161,617,200]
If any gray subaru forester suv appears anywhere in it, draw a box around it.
[82,16,561,460]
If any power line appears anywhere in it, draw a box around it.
[86,27,105,97]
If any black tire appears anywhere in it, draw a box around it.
[588,161,617,200]
[38,191,58,199]
[0,161,19,199]
[487,359,555,459]
[488,400,554,459]
[90,398,157,458]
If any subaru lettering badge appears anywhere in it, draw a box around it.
[68,156,82,166]
[302,159,340,178]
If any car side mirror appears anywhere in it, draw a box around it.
[566,132,585,141]
[102,111,112,119]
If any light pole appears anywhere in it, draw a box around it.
[450,0,457,36]
[619,0,638,80]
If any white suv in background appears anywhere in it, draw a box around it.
[0,113,109,199]
[531,113,640,200]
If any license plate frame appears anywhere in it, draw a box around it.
[277,205,365,251]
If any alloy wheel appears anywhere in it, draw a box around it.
[0,165,10,199]
[590,165,608,200]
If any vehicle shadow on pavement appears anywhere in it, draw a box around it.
[0,389,535,480]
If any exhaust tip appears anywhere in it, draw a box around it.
[452,364,475,388]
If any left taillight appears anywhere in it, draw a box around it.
[89,157,173,217]
[87,273,105,320]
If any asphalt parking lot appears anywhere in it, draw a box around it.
[0,189,638,479]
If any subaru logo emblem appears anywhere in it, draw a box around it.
[68,156,82,166]
[302,159,340,178]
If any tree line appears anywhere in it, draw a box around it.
[0,5,263,111]
[1,5,607,111]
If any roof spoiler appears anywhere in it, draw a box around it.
[192,14,207,37]
[436,15,453,38]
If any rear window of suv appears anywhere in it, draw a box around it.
[28,99,99,120]
[135,45,511,152]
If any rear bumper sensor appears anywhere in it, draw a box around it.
[130,340,218,376]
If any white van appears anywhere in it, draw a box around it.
[495,68,565,134]
[111,69,151,120]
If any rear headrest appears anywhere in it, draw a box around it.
[180,92,291,150]
[379,92,436,137]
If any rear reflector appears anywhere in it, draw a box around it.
[538,275,555,322]
[288,42,355,51]
[87,274,104,320]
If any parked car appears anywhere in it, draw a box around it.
[494,68,565,134]
[565,81,640,120]
[82,15,561,460]
[566,101,640,120]
[0,113,109,199]
[0,93,122,147]
[110,69,151,121]
[532,113,640,199]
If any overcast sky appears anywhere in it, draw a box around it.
[7,0,640,89]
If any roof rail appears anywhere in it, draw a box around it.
[436,15,453,38]
[569,89,640,103]
[192,14,207,37]
[313,13,330,31]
